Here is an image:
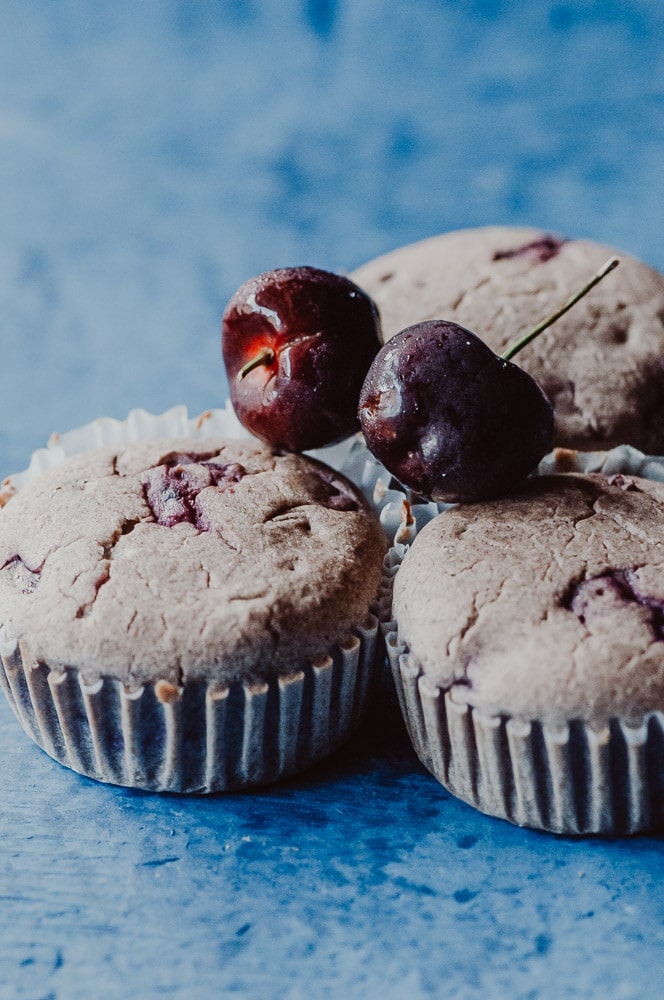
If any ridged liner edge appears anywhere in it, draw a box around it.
[0,614,380,793]
[380,561,664,835]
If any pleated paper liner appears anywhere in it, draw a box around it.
[388,644,664,835]
[5,410,664,801]
[379,521,664,836]
[0,615,380,792]
[0,405,385,792]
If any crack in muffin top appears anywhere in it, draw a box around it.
[392,473,664,725]
[0,438,386,688]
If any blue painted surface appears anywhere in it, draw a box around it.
[1,2,664,997]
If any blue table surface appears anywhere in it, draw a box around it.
[1,3,664,997]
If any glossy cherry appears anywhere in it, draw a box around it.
[359,257,620,503]
[222,266,381,451]
[359,321,554,502]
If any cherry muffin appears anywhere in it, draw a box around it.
[384,473,664,834]
[0,435,386,792]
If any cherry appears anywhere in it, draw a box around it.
[222,266,382,451]
[359,321,554,502]
[359,257,619,503]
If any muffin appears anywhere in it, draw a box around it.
[383,472,664,834]
[0,427,386,792]
[351,226,664,453]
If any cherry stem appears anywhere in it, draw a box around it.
[237,346,276,380]
[501,256,621,362]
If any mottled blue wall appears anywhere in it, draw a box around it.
[1,3,664,998]
[1,0,663,474]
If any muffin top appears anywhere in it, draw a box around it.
[351,226,664,452]
[393,473,664,725]
[0,438,386,687]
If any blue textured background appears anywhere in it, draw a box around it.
[1,2,664,997]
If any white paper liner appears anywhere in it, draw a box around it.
[387,639,664,835]
[380,516,664,835]
[5,410,664,803]
[0,616,380,793]
[0,406,383,792]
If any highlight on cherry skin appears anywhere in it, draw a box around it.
[358,320,554,503]
[358,256,620,504]
[222,266,382,452]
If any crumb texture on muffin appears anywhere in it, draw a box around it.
[0,438,386,687]
[352,226,664,452]
[393,473,664,725]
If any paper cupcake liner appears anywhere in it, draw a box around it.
[6,409,663,802]
[0,406,384,792]
[0,616,380,793]
[355,441,664,546]
[387,639,664,835]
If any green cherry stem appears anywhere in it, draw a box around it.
[501,256,621,362]
[237,346,276,380]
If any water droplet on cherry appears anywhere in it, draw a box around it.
[359,320,554,502]
[359,257,620,503]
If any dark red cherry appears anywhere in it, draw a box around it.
[359,320,554,503]
[359,256,621,504]
[222,266,382,451]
